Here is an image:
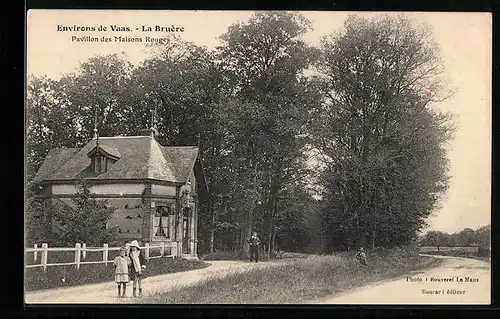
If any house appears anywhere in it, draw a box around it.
[32,128,208,260]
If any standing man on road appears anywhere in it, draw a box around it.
[248,232,261,263]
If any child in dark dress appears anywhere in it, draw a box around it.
[128,240,147,297]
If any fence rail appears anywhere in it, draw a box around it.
[25,242,178,271]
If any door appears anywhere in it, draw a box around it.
[182,207,192,254]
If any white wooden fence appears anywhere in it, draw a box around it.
[25,242,178,271]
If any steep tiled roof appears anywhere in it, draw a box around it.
[159,146,199,184]
[34,136,200,184]
[34,148,80,182]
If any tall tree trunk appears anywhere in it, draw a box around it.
[245,207,253,256]
[234,230,240,253]
[209,201,215,253]
[371,230,376,250]
[267,218,273,255]
[240,159,259,257]
[355,209,361,248]
[267,196,276,255]
[271,225,277,253]
[239,208,248,257]
[272,197,279,254]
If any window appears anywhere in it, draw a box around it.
[153,206,170,239]
[94,155,106,173]
[88,146,120,174]
[92,155,116,174]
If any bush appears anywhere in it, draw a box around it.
[51,179,117,246]
[478,246,491,258]
[201,251,240,261]
[25,257,209,292]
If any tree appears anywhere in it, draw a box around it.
[312,14,455,251]
[475,224,491,248]
[26,55,135,184]
[457,228,476,246]
[273,184,320,253]
[216,11,322,256]
[25,182,51,245]
[129,37,228,254]
[419,231,448,250]
[26,75,72,182]
[51,179,116,246]
[60,54,135,140]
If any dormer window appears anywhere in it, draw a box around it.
[94,155,106,173]
[87,144,121,174]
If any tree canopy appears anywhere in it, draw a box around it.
[310,14,455,251]
[419,225,491,248]
[26,12,459,254]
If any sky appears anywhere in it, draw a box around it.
[26,10,492,234]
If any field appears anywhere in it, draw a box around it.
[138,246,443,304]
[419,246,490,260]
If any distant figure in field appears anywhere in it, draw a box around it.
[113,246,131,298]
[128,240,147,297]
[355,247,368,266]
[248,232,261,263]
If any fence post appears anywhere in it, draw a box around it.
[145,243,150,261]
[103,244,109,264]
[33,244,38,262]
[82,243,86,260]
[75,243,81,269]
[41,243,48,271]
[172,244,177,258]
[160,242,165,257]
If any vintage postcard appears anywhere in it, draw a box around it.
[24,10,491,304]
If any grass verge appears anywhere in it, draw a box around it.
[201,251,310,261]
[201,250,272,261]
[25,257,209,292]
[138,246,443,304]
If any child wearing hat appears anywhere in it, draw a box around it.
[113,247,131,298]
[128,240,147,297]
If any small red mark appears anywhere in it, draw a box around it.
[424,88,432,97]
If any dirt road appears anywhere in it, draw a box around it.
[25,260,283,304]
[312,255,490,305]
[26,255,490,305]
